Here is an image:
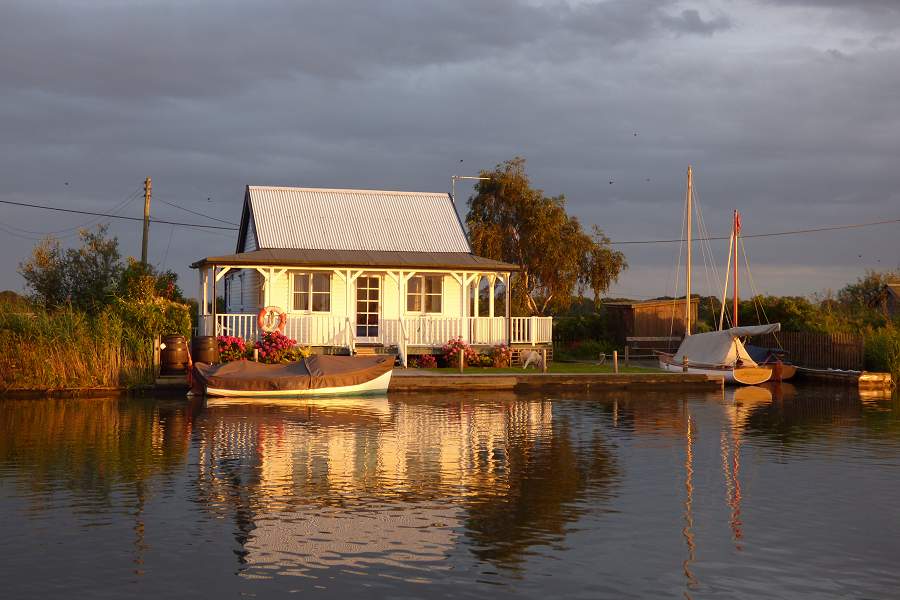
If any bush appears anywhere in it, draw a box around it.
[553,313,610,345]
[442,337,478,367]
[256,330,297,363]
[473,353,493,367]
[556,338,615,361]
[218,335,248,362]
[412,354,437,368]
[491,344,512,368]
[281,345,312,362]
[254,330,311,363]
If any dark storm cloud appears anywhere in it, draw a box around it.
[1,0,729,99]
[661,9,731,36]
[0,0,898,298]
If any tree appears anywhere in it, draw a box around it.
[838,270,899,317]
[18,236,68,309]
[65,225,123,310]
[466,157,626,315]
[18,225,123,311]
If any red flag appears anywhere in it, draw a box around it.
[734,210,741,235]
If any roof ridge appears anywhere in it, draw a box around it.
[248,185,450,197]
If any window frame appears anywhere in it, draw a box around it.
[290,271,332,313]
[406,274,443,315]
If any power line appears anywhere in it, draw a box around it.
[155,197,239,226]
[0,186,144,237]
[0,198,239,231]
[3,196,897,242]
[609,217,900,245]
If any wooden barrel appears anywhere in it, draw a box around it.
[191,335,220,365]
[160,334,188,374]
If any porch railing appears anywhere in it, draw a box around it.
[203,314,352,348]
[509,316,553,345]
[200,314,553,349]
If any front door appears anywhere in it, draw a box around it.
[355,275,381,342]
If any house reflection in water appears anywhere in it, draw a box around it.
[192,395,619,575]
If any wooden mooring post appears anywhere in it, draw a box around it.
[542,348,547,373]
[682,356,688,373]
[613,350,619,373]
[459,348,465,374]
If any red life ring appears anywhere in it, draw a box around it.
[257,306,287,333]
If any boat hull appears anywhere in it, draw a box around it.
[204,370,393,398]
[760,364,797,381]
[658,356,772,385]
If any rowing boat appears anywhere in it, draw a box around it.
[190,354,394,397]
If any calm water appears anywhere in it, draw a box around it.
[1,385,899,599]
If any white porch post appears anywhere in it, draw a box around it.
[488,275,496,317]
[473,274,480,318]
[210,266,217,335]
[505,272,512,344]
[345,269,352,348]
[199,266,208,335]
[488,274,496,344]
[458,272,467,342]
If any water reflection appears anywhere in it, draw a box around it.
[1,387,899,598]
[0,396,193,500]
[192,395,620,575]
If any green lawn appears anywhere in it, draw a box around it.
[418,362,659,374]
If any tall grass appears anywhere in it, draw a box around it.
[0,303,154,391]
[865,326,900,381]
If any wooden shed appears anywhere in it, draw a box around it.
[604,298,699,351]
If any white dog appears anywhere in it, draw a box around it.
[521,349,545,370]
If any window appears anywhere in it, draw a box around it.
[292,272,331,312]
[407,275,442,313]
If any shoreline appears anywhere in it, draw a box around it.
[6,368,895,399]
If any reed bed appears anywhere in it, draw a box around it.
[0,304,154,391]
[865,326,900,381]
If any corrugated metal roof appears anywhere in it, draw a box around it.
[191,249,519,272]
[247,186,470,253]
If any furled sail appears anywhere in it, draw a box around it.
[673,324,781,367]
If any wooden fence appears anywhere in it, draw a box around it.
[754,331,864,371]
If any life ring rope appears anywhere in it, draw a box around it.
[258,306,288,333]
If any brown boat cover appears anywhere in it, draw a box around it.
[193,355,394,392]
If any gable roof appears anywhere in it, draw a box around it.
[237,186,470,254]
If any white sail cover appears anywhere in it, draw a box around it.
[673,323,781,367]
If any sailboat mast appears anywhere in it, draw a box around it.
[685,166,693,336]
[719,230,733,331]
[733,210,740,328]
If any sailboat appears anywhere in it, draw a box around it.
[657,166,778,385]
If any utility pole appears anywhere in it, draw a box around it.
[141,177,152,265]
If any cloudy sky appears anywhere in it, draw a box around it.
[1,0,898,301]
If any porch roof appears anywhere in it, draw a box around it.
[190,249,519,272]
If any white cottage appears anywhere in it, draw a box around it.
[191,186,553,365]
